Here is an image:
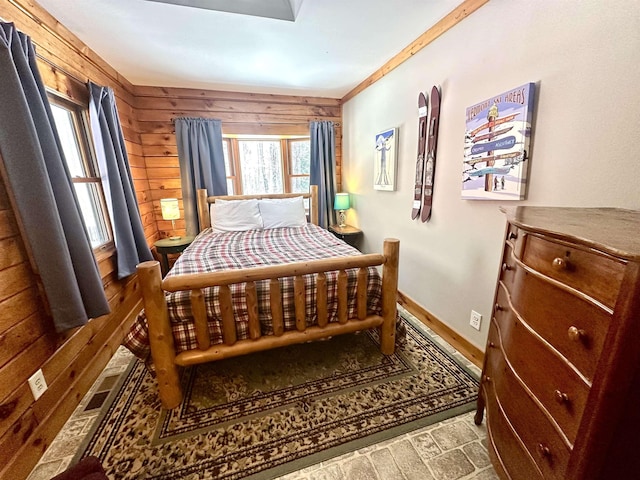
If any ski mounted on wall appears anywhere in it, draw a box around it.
[421,85,441,223]
[411,91,428,220]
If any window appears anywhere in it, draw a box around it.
[48,95,113,250]
[287,139,311,195]
[238,140,283,195]
[222,136,310,197]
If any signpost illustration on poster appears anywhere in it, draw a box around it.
[462,83,535,200]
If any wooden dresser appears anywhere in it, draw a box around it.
[475,207,640,480]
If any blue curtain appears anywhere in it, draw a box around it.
[174,117,227,236]
[0,23,109,332]
[310,121,337,229]
[88,82,153,279]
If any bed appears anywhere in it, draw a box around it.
[126,186,399,409]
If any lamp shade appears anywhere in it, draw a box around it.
[333,193,350,211]
[160,198,180,220]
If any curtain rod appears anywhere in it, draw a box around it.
[169,118,341,128]
[0,19,91,87]
[0,21,91,89]
[35,52,89,87]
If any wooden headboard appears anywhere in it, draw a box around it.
[196,185,319,232]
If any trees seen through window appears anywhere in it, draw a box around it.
[222,137,310,197]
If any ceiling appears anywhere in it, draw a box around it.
[36,0,463,98]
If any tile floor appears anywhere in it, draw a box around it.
[27,308,496,480]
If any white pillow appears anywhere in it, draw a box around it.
[210,199,263,232]
[259,196,307,229]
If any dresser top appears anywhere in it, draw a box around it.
[502,206,640,261]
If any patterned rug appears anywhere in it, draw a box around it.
[76,316,479,479]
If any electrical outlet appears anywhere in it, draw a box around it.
[28,369,48,401]
[470,310,482,331]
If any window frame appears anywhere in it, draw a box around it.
[222,135,310,196]
[284,138,311,195]
[47,92,114,256]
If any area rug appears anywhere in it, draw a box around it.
[76,315,479,479]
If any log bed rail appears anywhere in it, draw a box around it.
[137,186,399,409]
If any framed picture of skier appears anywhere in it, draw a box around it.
[374,127,398,191]
[462,82,536,200]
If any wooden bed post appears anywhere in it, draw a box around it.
[197,189,210,231]
[380,238,400,355]
[310,185,319,226]
[137,261,182,409]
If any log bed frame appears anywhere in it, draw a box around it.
[136,186,399,409]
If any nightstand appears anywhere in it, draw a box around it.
[154,236,195,276]
[329,225,362,249]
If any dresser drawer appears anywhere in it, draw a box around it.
[521,234,625,309]
[505,223,520,245]
[483,374,543,480]
[483,321,502,380]
[493,288,590,445]
[488,340,571,480]
[498,243,517,292]
[486,206,640,480]
[508,267,611,382]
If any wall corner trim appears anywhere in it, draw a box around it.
[340,0,490,103]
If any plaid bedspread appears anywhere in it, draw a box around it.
[123,224,384,363]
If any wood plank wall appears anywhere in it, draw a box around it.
[134,86,342,238]
[0,1,344,478]
[0,2,153,479]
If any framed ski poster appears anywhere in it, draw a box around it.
[462,83,535,200]
[374,127,398,191]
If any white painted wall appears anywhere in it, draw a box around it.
[341,0,640,349]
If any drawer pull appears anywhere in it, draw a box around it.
[501,263,512,272]
[508,231,518,240]
[484,376,492,383]
[567,326,586,342]
[494,303,503,312]
[488,341,496,348]
[554,390,570,404]
[552,257,567,270]
[537,443,551,458]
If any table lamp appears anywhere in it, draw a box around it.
[160,198,181,240]
[333,193,350,227]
